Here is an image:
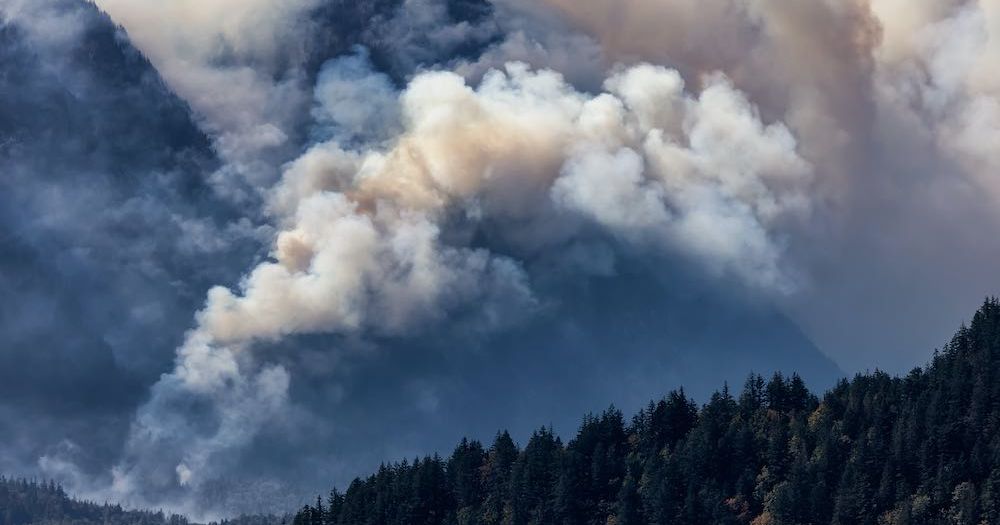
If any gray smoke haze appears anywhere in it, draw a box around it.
[521,0,1000,370]
[1,0,999,519]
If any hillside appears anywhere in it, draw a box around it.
[0,1,258,503]
[0,478,286,525]
[0,478,186,525]
[293,299,1000,525]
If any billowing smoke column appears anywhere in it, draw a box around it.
[35,0,1000,514]
[110,52,811,501]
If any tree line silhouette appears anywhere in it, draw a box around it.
[294,299,1000,525]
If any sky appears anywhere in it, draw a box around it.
[1,0,999,519]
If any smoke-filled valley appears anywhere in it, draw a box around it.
[1,0,999,521]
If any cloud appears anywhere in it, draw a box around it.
[104,54,813,507]
[117,1,1000,506]
[6,0,1000,518]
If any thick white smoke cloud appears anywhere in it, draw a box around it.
[522,0,1000,209]
[46,0,1000,514]
[524,0,879,195]
[107,53,811,502]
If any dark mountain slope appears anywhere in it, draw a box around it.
[0,0,257,478]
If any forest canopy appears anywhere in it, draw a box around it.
[293,299,1000,525]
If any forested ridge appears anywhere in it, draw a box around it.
[0,478,282,525]
[294,299,1000,525]
[0,478,186,525]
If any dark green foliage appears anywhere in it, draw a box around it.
[0,477,287,525]
[0,477,183,525]
[295,299,1000,524]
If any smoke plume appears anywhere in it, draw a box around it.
[109,52,811,504]
[3,0,999,517]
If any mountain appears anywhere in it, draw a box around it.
[292,299,1000,525]
[0,0,259,480]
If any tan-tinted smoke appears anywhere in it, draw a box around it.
[530,0,878,206]
[96,0,1000,509]
[532,0,1000,206]
[116,58,811,494]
